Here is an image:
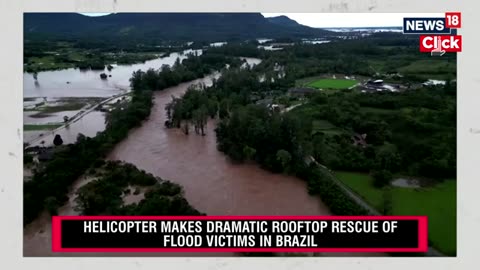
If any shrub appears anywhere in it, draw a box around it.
[372,170,393,188]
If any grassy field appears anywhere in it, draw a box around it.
[24,102,86,118]
[40,103,85,113]
[24,123,63,131]
[398,59,456,74]
[367,56,456,80]
[307,78,358,90]
[335,172,457,255]
[312,120,344,136]
[26,56,73,71]
[359,107,399,115]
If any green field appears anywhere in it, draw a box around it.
[307,79,358,90]
[398,59,456,76]
[24,123,62,131]
[335,172,456,255]
[312,120,344,136]
[359,107,399,115]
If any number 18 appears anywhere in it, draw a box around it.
[446,12,461,28]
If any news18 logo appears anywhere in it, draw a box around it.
[403,12,462,56]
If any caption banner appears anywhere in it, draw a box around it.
[52,216,428,252]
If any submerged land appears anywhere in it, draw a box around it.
[23,13,456,257]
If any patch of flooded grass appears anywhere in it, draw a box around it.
[24,123,63,131]
[40,103,86,113]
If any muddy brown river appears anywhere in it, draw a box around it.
[24,66,384,257]
[108,75,329,216]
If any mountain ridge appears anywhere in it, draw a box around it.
[24,13,332,43]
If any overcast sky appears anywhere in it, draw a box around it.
[81,13,443,28]
[262,13,443,28]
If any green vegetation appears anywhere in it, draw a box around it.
[24,154,34,164]
[24,41,164,72]
[288,85,456,179]
[74,161,202,216]
[335,172,384,209]
[26,103,86,116]
[306,78,358,89]
[397,59,456,80]
[41,103,85,113]
[24,124,62,131]
[336,172,456,255]
[312,120,344,136]
[306,166,369,215]
[359,106,398,115]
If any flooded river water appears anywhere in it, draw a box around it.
[24,50,202,98]
[108,75,329,216]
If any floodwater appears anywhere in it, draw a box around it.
[302,40,331,45]
[24,110,82,125]
[23,49,202,98]
[26,111,107,147]
[240,57,262,68]
[23,49,202,145]
[258,45,283,51]
[108,73,329,216]
[391,178,421,188]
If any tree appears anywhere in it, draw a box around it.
[76,133,86,143]
[243,145,257,160]
[24,154,34,164]
[193,105,208,136]
[276,149,292,171]
[53,134,63,146]
[44,196,59,215]
[372,170,393,188]
[382,187,393,215]
[374,143,401,172]
[182,121,190,135]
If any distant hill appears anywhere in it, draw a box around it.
[24,13,332,43]
[266,15,302,28]
[321,26,403,33]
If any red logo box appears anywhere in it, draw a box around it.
[445,12,461,28]
[419,35,462,53]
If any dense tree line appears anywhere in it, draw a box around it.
[289,83,456,182]
[206,43,266,58]
[74,161,202,216]
[24,53,230,225]
[216,105,311,173]
[164,63,293,134]
[304,165,370,215]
